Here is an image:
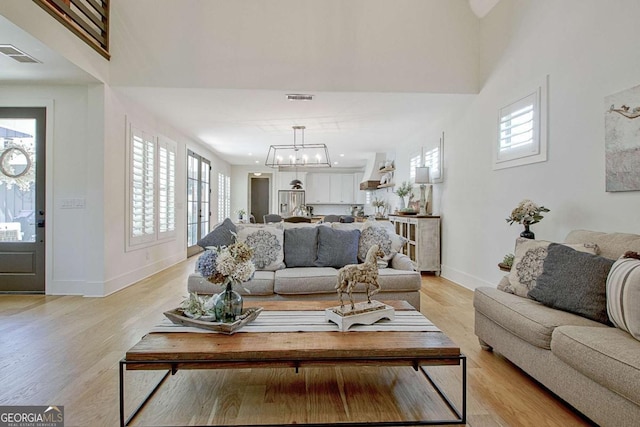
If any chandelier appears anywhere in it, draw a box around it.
[265,126,331,168]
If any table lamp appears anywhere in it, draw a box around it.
[415,166,431,216]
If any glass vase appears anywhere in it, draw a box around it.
[215,282,243,323]
[520,224,535,239]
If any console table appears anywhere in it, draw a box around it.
[389,215,441,274]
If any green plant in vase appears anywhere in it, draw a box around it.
[395,181,413,211]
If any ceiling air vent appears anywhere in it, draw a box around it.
[0,44,41,64]
[286,94,314,101]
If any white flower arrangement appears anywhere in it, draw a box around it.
[506,199,550,226]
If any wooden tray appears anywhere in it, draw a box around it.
[163,307,263,334]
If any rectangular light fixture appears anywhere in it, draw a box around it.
[265,126,331,168]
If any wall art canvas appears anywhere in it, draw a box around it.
[605,84,640,191]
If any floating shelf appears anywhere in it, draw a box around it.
[377,183,395,189]
[379,167,396,173]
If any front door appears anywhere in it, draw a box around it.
[0,107,46,293]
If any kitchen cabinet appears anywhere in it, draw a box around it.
[390,215,441,274]
[307,173,331,203]
[330,174,354,203]
[307,173,357,204]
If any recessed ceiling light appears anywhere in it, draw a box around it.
[333,161,339,165]
[248,152,253,156]
[340,154,345,157]
[255,160,259,164]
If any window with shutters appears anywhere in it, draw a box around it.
[217,172,231,222]
[494,78,548,170]
[127,124,176,250]
[409,148,440,184]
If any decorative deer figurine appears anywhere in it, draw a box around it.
[336,244,384,310]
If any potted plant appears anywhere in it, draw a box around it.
[180,292,217,320]
[394,181,413,211]
[498,253,514,271]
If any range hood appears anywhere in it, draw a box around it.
[359,153,388,190]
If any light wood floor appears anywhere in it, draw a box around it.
[0,257,595,427]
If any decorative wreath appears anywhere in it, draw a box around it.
[0,145,35,191]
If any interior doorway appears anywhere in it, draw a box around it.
[250,174,270,223]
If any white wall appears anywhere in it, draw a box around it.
[0,84,231,296]
[1,85,92,294]
[435,0,640,290]
[100,87,232,295]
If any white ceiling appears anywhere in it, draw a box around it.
[0,15,98,85]
[115,87,474,167]
[0,1,498,168]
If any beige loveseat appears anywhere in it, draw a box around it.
[189,221,422,309]
[474,230,640,427]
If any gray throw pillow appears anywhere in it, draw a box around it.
[315,226,360,268]
[284,227,318,267]
[197,218,236,249]
[528,243,614,324]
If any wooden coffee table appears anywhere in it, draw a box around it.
[119,300,466,426]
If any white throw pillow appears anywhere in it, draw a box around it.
[236,226,285,271]
[500,238,599,298]
[607,256,640,340]
[357,221,407,267]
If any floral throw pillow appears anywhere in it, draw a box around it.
[237,226,285,271]
[357,221,407,267]
[500,238,599,298]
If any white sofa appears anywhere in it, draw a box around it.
[189,221,423,310]
[474,230,640,427]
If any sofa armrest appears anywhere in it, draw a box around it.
[390,253,416,271]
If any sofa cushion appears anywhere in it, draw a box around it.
[607,257,640,340]
[564,229,640,260]
[315,226,360,268]
[284,227,318,267]
[502,239,599,298]
[237,226,285,271]
[197,218,236,249]
[377,268,421,292]
[187,271,275,296]
[357,221,407,267]
[528,243,614,324]
[551,325,640,406]
[274,267,338,294]
[474,286,606,349]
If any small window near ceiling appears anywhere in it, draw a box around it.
[493,77,548,170]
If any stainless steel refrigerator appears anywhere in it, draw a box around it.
[278,190,305,217]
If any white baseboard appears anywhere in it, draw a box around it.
[440,264,494,291]
[46,253,186,297]
[47,280,85,296]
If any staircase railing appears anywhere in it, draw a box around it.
[33,0,110,60]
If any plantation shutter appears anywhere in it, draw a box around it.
[130,128,155,244]
[497,92,539,162]
[158,136,176,238]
